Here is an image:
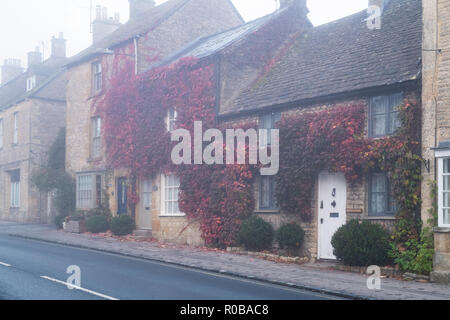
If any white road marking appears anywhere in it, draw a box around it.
[40,276,119,300]
[0,261,11,267]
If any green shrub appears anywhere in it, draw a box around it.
[276,223,305,254]
[86,215,110,234]
[331,220,392,266]
[237,216,274,251]
[111,215,135,236]
[54,215,66,230]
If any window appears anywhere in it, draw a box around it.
[92,62,102,94]
[0,119,3,148]
[369,92,403,137]
[166,108,178,132]
[96,175,102,207]
[161,174,183,216]
[91,117,102,158]
[10,170,20,208]
[26,76,36,92]
[441,158,450,226]
[77,174,96,209]
[369,172,396,217]
[142,178,152,208]
[13,112,18,144]
[259,112,281,147]
[259,175,278,210]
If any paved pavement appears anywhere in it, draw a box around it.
[0,234,335,300]
[1,221,450,300]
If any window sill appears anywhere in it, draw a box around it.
[159,213,186,218]
[364,215,397,220]
[88,157,103,163]
[255,210,280,215]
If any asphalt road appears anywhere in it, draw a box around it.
[0,235,340,300]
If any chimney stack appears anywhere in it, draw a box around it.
[51,32,67,58]
[1,59,23,85]
[27,47,42,69]
[129,0,156,20]
[92,6,121,43]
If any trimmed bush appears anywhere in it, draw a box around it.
[54,214,66,230]
[111,215,135,236]
[276,223,305,254]
[331,220,392,266]
[237,216,274,251]
[86,215,110,234]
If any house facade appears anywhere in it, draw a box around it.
[123,0,422,258]
[64,0,244,241]
[422,0,450,283]
[0,35,67,223]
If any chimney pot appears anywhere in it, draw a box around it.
[92,6,121,43]
[51,33,67,58]
[27,48,42,69]
[1,59,23,85]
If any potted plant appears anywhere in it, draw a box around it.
[63,212,87,234]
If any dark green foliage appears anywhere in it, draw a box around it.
[331,220,392,266]
[31,129,76,226]
[276,223,305,254]
[237,216,274,251]
[86,215,110,234]
[53,215,66,230]
[111,215,135,236]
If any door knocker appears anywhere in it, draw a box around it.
[332,188,336,197]
[331,200,336,208]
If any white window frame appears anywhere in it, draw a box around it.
[91,117,102,159]
[0,118,3,149]
[26,75,36,92]
[77,174,94,210]
[13,112,18,144]
[10,170,20,208]
[436,150,450,227]
[160,174,184,217]
[166,108,178,132]
[92,62,102,94]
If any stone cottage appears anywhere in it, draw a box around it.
[422,0,450,283]
[0,34,68,223]
[64,0,244,237]
[130,0,422,256]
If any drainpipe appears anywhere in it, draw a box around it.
[134,36,139,75]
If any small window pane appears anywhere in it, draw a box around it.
[443,192,450,208]
[444,159,450,174]
[443,209,450,225]
[373,115,386,136]
[444,176,450,192]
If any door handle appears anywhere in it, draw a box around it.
[320,218,324,224]
[331,201,336,208]
[320,201,324,209]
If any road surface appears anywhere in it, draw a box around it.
[0,235,341,300]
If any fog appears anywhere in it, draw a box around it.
[0,0,366,81]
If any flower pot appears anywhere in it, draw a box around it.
[63,220,86,234]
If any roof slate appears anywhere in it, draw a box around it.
[225,0,422,115]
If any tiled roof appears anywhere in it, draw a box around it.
[0,57,66,110]
[225,0,422,115]
[66,0,242,67]
[159,8,287,65]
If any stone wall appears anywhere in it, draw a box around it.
[422,0,450,283]
[0,98,66,223]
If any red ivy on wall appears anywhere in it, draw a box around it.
[98,56,257,247]
[277,99,422,235]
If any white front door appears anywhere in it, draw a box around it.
[139,178,153,229]
[318,171,347,260]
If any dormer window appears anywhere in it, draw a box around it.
[26,76,36,92]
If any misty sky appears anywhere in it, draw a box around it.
[0,0,367,80]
